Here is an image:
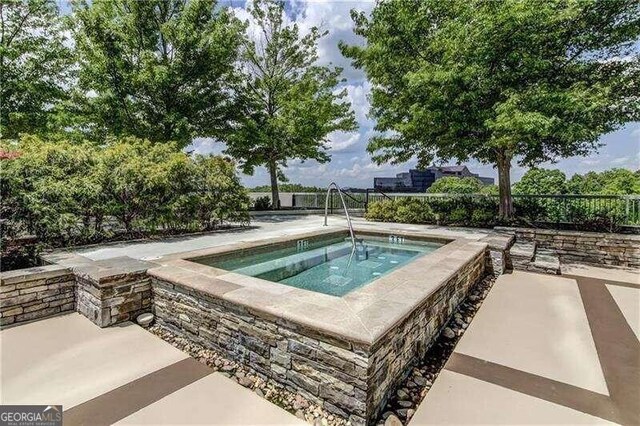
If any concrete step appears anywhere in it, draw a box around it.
[528,249,561,275]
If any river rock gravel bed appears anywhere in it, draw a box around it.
[148,324,350,426]
[377,273,497,426]
[147,273,496,426]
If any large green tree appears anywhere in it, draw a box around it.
[0,0,72,139]
[342,0,640,218]
[568,168,640,194]
[71,0,244,147]
[224,0,356,208]
[513,168,568,195]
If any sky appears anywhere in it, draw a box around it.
[60,0,640,189]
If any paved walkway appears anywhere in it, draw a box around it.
[61,215,489,261]
[0,313,303,425]
[411,267,640,425]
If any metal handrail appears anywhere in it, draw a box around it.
[368,187,393,201]
[341,191,365,205]
[323,182,357,247]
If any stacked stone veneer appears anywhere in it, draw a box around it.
[0,265,75,327]
[498,227,640,268]
[152,277,368,423]
[76,271,152,327]
[367,248,486,420]
[151,248,487,425]
[1,256,155,328]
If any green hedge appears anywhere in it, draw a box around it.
[365,197,499,228]
[1,135,251,251]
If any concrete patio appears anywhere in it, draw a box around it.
[0,313,304,425]
[410,267,639,425]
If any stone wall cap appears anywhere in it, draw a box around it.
[1,264,72,285]
[478,233,515,250]
[73,256,158,284]
[494,226,640,241]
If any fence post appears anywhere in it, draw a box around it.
[365,189,369,213]
[625,197,630,224]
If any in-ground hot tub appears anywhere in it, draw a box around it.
[195,235,442,296]
[149,229,489,425]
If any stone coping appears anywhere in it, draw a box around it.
[72,257,157,286]
[495,226,640,240]
[148,228,488,348]
[39,252,157,287]
[1,264,72,285]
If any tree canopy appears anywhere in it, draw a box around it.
[251,183,324,193]
[513,168,568,195]
[568,168,640,195]
[512,167,640,195]
[342,0,640,218]
[427,176,484,194]
[70,0,244,147]
[0,0,72,139]
[224,0,356,207]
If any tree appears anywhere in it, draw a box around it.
[0,0,72,139]
[251,183,324,193]
[224,0,356,208]
[342,0,640,219]
[568,168,640,194]
[70,0,244,147]
[513,168,568,195]
[427,176,484,194]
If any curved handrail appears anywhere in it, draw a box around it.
[323,182,357,247]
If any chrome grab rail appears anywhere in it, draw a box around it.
[323,182,357,248]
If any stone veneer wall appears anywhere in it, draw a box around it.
[152,277,369,424]
[151,248,488,425]
[0,265,75,327]
[367,248,486,421]
[498,227,640,268]
[76,271,152,327]
[1,256,155,328]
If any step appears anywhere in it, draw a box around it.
[510,241,537,270]
[528,249,561,275]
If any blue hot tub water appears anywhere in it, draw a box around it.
[197,237,441,297]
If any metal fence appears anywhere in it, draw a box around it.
[291,191,640,226]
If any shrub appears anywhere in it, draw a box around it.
[365,200,397,222]
[427,176,485,194]
[394,198,435,223]
[471,207,497,227]
[446,207,470,224]
[1,135,250,257]
[253,196,272,210]
[366,195,498,227]
[1,135,100,244]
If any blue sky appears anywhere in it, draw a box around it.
[59,0,640,188]
[191,0,640,188]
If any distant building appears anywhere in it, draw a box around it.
[373,165,494,192]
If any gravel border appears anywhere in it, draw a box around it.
[147,273,497,426]
[376,274,497,425]
[148,325,349,426]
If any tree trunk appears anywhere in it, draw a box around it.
[496,150,514,220]
[268,160,280,210]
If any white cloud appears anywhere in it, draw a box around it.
[224,1,639,188]
[187,138,225,156]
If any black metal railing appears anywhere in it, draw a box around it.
[292,192,640,226]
